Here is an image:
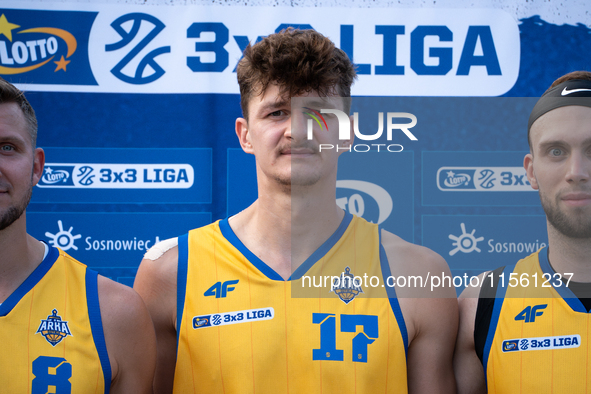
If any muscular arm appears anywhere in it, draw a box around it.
[134,243,178,394]
[382,230,459,394]
[98,275,156,394]
[453,276,487,394]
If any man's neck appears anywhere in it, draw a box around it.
[547,224,591,282]
[230,181,344,280]
[0,217,45,303]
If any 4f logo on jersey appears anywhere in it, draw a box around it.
[204,280,239,298]
[331,267,363,304]
[105,13,170,84]
[36,309,72,346]
[515,304,547,323]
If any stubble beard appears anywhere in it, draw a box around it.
[0,177,33,231]
[540,187,591,239]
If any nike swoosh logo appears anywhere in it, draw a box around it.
[561,87,591,96]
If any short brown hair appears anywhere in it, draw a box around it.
[237,28,357,120]
[0,77,37,148]
[546,70,591,92]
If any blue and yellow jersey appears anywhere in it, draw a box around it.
[0,245,110,393]
[483,247,591,393]
[173,212,408,393]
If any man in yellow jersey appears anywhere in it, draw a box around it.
[0,77,156,393]
[135,28,458,394]
[454,71,591,393]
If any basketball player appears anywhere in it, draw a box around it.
[135,28,458,393]
[0,77,156,393]
[454,71,591,393]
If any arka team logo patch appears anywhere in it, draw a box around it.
[331,266,363,304]
[36,309,72,346]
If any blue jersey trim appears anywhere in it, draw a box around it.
[177,233,189,347]
[538,246,588,313]
[219,212,353,281]
[290,212,353,280]
[219,218,284,281]
[482,264,514,385]
[379,240,409,356]
[0,244,59,317]
[86,268,112,394]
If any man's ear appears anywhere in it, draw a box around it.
[32,147,45,186]
[524,153,538,190]
[236,117,254,154]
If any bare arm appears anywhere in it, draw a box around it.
[405,270,459,393]
[98,275,157,394]
[382,230,458,394]
[453,276,487,394]
[134,244,178,394]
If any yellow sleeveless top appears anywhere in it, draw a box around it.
[173,213,408,393]
[0,245,110,393]
[484,247,591,393]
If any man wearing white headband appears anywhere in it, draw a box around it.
[454,71,591,393]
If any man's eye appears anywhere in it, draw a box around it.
[0,145,14,151]
[550,148,562,156]
[269,110,284,117]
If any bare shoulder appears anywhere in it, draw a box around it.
[137,237,179,289]
[134,237,181,394]
[380,230,459,392]
[454,272,488,394]
[133,237,179,327]
[380,228,452,284]
[97,275,156,393]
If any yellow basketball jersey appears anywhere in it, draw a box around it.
[484,247,591,393]
[173,213,408,393]
[0,245,110,393]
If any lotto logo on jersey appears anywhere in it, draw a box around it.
[436,167,532,191]
[192,308,274,329]
[36,309,72,346]
[502,335,581,352]
[37,163,194,189]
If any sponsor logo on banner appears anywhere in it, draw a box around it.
[37,163,194,189]
[446,222,547,256]
[336,180,393,225]
[3,4,519,95]
[44,219,161,253]
[0,9,97,84]
[437,167,532,191]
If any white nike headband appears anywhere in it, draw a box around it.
[528,79,591,133]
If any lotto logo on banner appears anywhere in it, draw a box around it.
[2,3,519,95]
[423,151,540,206]
[422,215,548,271]
[32,148,211,203]
[437,167,531,191]
[28,212,211,282]
[0,8,97,85]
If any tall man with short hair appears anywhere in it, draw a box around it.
[454,70,591,393]
[135,28,458,393]
[0,77,156,393]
